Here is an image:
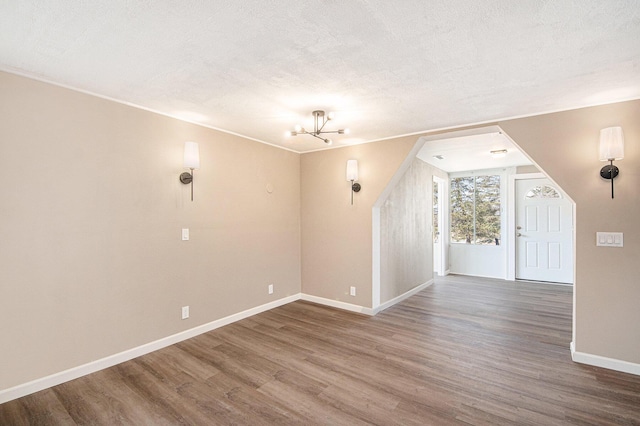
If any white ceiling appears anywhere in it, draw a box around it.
[1,1,639,153]
[416,131,532,173]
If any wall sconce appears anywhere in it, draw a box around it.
[599,127,624,199]
[179,141,200,201]
[346,159,361,205]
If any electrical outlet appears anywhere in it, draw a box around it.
[268,284,274,294]
[182,228,189,241]
[181,306,189,319]
[350,286,356,296]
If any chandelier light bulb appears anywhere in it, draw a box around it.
[325,139,333,145]
[294,124,302,132]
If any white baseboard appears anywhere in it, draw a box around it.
[300,294,374,316]
[0,294,301,404]
[570,342,640,376]
[448,271,504,280]
[373,279,433,314]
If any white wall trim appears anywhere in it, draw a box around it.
[0,294,301,404]
[433,176,446,277]
[571,342,640,376]
[373,280,433,315]
[300,294,374,316]
[372,206,381,310]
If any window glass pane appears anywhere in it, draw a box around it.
[450,177,475,243]
[525,185,560,199]
[450,175,501,245]
[474,175,501,245]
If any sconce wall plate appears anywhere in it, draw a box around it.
[600,164,619,180]
[179,172,193,184]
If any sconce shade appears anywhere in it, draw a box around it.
[346,160,358,181]
[183,141,200,169]
[599,127,624,161]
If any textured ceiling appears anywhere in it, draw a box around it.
[1,1,639,152]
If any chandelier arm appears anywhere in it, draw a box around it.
[309,133,327,142]
[316,117,329,133]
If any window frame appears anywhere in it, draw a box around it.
[449,169,506,246]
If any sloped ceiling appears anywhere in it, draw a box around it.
[1,1,639,152]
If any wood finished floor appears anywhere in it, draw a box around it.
[2,275,640,425]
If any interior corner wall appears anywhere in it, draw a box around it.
[379,158,433,304]
[499,99,640,365]
[0,71,301,392]
[300,137,417,308]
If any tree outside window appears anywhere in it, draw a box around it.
[450,175,501,245]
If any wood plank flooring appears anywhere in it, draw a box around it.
[2,275,640,425]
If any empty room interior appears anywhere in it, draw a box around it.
[1,1,639,424]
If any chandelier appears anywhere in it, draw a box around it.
[286,110,349,145]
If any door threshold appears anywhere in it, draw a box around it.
[515,278,573,286]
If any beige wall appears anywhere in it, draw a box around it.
[300,138,416,307]
[515,164,541,174]
[0,72,301,391]
[380,158,432,303]
[500,100,640,363]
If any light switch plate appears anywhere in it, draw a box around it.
[182,228,189,241]
[596,232,623,247]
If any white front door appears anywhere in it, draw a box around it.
[515,178,573,284]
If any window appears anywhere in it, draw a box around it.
[450,174,501,245]
[525,185,560,199]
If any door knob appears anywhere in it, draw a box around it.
[517,233,522,237]
[516,226,522,230]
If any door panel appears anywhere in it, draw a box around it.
[549,243,561,269]
[516,178,573,284]
[525,206,538,231]
[548,206,560,232]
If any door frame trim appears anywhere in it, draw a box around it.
[433,175,446,276]
[506,172,545,281]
